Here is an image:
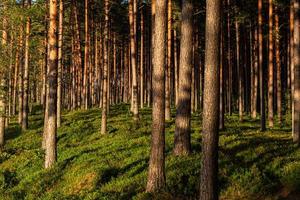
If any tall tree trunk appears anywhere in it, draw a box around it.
[22,0,31,130]
[0,7,8,147]
[236,20,243,122]
[146,0,167,192]
[165,0,172,120]
[290,2,295,114]
[57,0,63,128]
[174,0,193,156]
[220,27,225,130]
[44,0,58,169]
[293,0,300,144]
[200,0,221,198]
[13,36,21,116]
[275,11,282,126]
[268,0,274,128]
[227,0,232,115]
[83,0,90,109]
[140,10,144,108]
[174,29,178,107]
[129,0,139,121]
[18,26,24,125]
[252,28,258,119]
[259,0,266,131]
[101,0,109,135]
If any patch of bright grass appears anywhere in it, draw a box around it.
[0,104,299,199]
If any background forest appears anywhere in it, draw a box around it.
[0,0,300,199]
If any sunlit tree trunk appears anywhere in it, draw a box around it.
[268,0,274,128]
[22,0,31,130]
[293,0,300,144]
[165,0,172,120]
[200,0,221,198]
[0,7,8,147]
[101,0,109,135]
[13,36,21,116]
[83,0,90,110]
[129,0,139,121]
[44,0,58,169]
[259,0,266,131]
[140,10,144,109]
[57,0,63,128]
[146,0,167,192]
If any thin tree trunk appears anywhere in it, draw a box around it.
[140,10,144,109]
[83,0,90,109]
[12,36,20,116]
[293,0,300,144]
[252,28,258,119]
[129,0,139,121]
[22,0,31,130]
[259,0,266,131]
[0,8,8,147]
[101,0,109,135]
[174,29,178,107]
[275,11,282,126]
[165,0,172,120]
[236,20,243,122]
[57,0,63,128]
[268,0,274,128]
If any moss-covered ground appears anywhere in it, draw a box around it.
[0,104,299,200]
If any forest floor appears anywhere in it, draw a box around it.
[0,104,300,200]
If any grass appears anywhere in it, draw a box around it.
[0,104,299,200]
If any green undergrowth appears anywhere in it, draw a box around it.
[0,104,299,199]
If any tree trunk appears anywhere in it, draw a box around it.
[83,0,90,110]
[236,20,243,122]
[252,28,258,119]
[57,0,63,128]
[165,0,172,120]
[199,0,221,198]
[268,0,274,128]
[275,11,282,126]
[101,0,109,135]
[259,0,266,131]
[44,0,58,169]
[227,0,232,116]
[146,0,167,192]
[129,0,139,121]
[12,36,21,116]
[0,9,8,147]
[174,29,178,107]
[293,0,300,144]
[140,10,144,109]
[22,0,31,130]
[174,0,193,156]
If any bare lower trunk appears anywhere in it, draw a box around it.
[57,0,63,128]
[165,0,172,120]
[44,0,58,169]
[268,0,274,128]
[101,0,109,135]
[174,0,193,156]
[146,0,167,192]
[199,0,221,199]
[275,11,282,126]
[0,12,8,147]
[293,0,300,144]
[259,0,266,131]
